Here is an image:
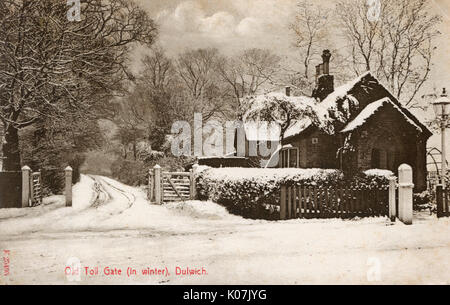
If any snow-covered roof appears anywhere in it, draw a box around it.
[243,92,316,112]
[283,118,313,139]
[320,71,371,110]
[242,71,430,141]
[341,97,423,133]
[242,91,332,141]
[243,121,281,141]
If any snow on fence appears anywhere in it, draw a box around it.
[280,184,389,220]
[280,164,415,224]
[436,185,450,218]
[148,165,196,204]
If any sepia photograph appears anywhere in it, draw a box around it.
[0,0,449,290]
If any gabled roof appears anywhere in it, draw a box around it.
[241,71,432,141]
[320,71,371,110]
[341,97,422,133]
[320,71,432,137]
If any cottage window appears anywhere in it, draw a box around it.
[371,149,381,168]
[312,138,319,144]
[280,147,299,168]
[371,148,390,169]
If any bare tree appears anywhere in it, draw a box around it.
[0,0,157,170]
[290,0,329,83]
[175,48,230,121]
[335,0,441,106]
[217,48,281,117]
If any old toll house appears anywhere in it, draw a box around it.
[241,50,432,191]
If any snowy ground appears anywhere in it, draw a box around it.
[0,175,449,285]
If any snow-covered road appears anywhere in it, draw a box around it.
[0,175,449,284]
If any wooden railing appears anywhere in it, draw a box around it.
[148,165,196,204]
[280,184,389,220]
[30,171,42,206]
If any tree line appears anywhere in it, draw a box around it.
[0,0,441,188]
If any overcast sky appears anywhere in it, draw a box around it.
[134,0,450,161]
[136,0,450,92]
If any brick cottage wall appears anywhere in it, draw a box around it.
[352,104,427,191]
[287,129,338,169]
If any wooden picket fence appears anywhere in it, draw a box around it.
[280,184,389,219]
[436,185,449,218]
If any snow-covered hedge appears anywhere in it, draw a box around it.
[196,167,393,219]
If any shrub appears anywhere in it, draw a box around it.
[111,158,147,186]
[110,155,195,186]
[413,190,434,212]
[196,167,393,219]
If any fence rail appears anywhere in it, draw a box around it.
[30,171,42,206]
[280,184,389,220]
[149,165,196,204]
[436,185,449,218]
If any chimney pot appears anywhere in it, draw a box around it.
[285,86,291,97]
[322,50,331,75]
[312,49,334,101]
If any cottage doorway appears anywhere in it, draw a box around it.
[364,130,404,172]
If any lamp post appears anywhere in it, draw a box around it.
[432,88,450,188]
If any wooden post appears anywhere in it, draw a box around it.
[189,169,196,200]
[148,169,154,201]
[388,177,397,222]
[154,165,161,204]
[398,164,413,225]
[436,185,444,218]
[21,166,31,208]
[280,185,287,220]
[65,166,73,207]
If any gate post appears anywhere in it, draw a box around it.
[154,165,161,204]
[189,169,196,200]
[398,164,414,225]
[436,185,444,218]
[148,168,154,202]
[21,166,31,208]
[388,177,397,222]
[65,166,73,207]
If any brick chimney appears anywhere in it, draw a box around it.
[312,50,334,101]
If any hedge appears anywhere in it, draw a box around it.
[196,167,393,219]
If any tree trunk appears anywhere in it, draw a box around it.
[3,126,21,171]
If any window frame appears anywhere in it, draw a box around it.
[280,147,299,168]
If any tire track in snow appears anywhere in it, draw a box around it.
[87,175,135,215]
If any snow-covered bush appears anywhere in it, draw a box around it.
[196,168,342,219]
[413,190,434,212]
[196,167,393,219]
